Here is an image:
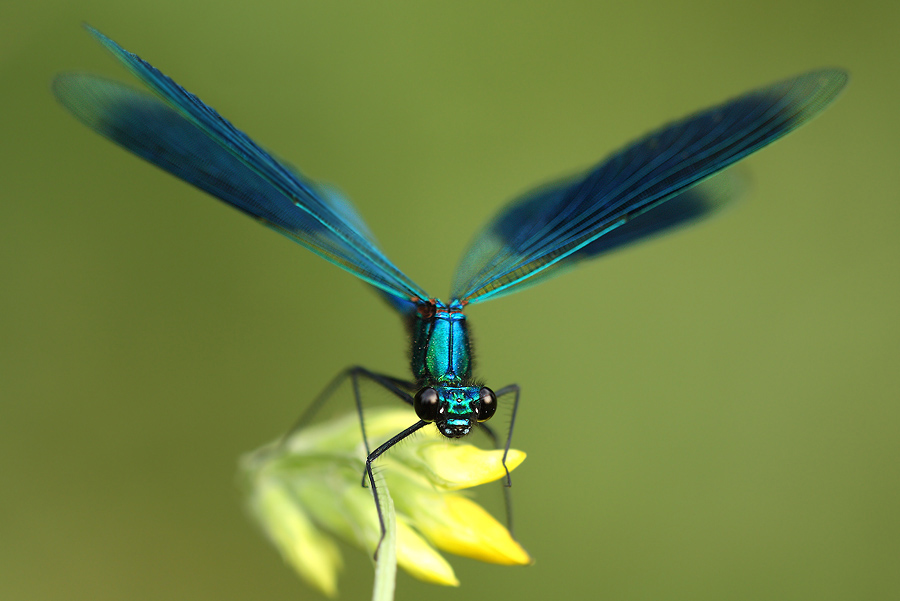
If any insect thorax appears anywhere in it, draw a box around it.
[408,299,472,385]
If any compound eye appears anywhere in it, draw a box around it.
[414,387,440,422]
[477,386,497,422]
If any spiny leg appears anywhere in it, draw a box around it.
[494,383,522,487]
[281,365,416,452]
[365,419,429,558]
[348,369,416,484]
[281,366,421,557]
[477,421,517,537]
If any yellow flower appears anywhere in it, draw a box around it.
[239,408,530,597]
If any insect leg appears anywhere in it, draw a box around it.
[281,366,422,557]
[281,366,416,452]
[493,383,521,487]
[477,421,517,537]
[365,419,429,558]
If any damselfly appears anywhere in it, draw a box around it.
[54,26,847,549]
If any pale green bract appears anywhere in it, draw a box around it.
[239,408,530,598]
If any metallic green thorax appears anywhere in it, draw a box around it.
[409,300,472,385]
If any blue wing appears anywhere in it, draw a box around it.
[53,26,427,311]
[452,69,848,304]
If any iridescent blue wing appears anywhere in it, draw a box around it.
[53,26,427,310]
[452,69,847,304]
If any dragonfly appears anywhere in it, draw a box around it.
[54,25,847,549]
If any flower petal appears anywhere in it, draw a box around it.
[281,408,417,457]
[291,466,382,552]
[294,465,460,586]
[241,407,532,595]
[249,478,343,597]
[414,441,527,489]
[399,492,532,565]
[395,520,459,586]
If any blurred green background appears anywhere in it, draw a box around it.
[2,1,898,600]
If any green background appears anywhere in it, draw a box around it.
[2,1,898,600]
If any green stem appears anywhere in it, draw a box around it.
[371,474,397,601]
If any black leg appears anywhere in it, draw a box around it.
[281,366,422,557]
[494,383,521,488]
[477,421,517,537]
[365,419,429,558]
[281,366,416,451]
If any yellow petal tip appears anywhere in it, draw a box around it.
[418,443,527,489]
[417,495,532,566]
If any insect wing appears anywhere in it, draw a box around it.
[452,69,847,304]
[54,26,428,306]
